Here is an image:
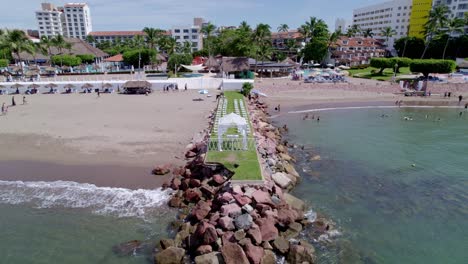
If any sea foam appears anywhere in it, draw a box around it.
[0,180,172,218]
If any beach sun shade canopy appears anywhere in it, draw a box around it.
[181,64,205,72]
[217,113,249,151]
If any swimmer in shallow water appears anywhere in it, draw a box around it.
[403,116,413,121]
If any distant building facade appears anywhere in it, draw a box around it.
[35,2,92,40]
[89,31,147,43]
[335,18,349,32]
[330,37,385,66]
[271,30,304,51]
[352,0,412,48]
[433,0,468,35]
[171,18,204,52]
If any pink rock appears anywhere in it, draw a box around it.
[222,231,235,245]
[221,203,242,217]
[196,245,212,255]
[219,192,234,204]
[233,185,243,195]
[209,212,220,223]
[244,241,265,264]
[203,225,218,245]
[170,178,181,190]
[256,217,278,242]
[277,208,299,226]
[189,179,201,188]
[212,174,225,185]
[192,201,211,221]
[152,164,171,175]
[185,188,202,203]
[233,194,252,206]
[247,225,263,245]
[221,242,250,264]
[218,216,235,231]
[252,190,273,205]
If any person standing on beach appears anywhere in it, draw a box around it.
[317,116,320,122]
[458,95,463,104]
[185,83,187,91]
[1,103,5,115]
[97,90,100,98]
[12,96,16,106]
[22,96,27,105]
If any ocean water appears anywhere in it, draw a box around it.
[278,107,468,264]
[0,181,175,264]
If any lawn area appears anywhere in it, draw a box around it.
[348,67,411,81]
[206,91,263,181]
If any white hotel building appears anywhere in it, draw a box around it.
[352,0,412,48]
[35,2,92,40]
[434,0,468,35]
[171,18,204,53]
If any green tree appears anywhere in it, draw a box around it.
[0,59,8,67]
[32,42,47,64]
[40,36,55,65]
[122,49,156,68]
[346,25,361,37]
[85,35,96,46]
[277,24,289,33]
[323,31,340,63]
[76,54,95,64]
[363,28,374,38]
[159,36,178,55]
[299,17,328,42]
[167,53,193,72]
[380,27,396,48]
[0,30,34,71]
[285,39,298,58]
[301,38,328,63]
[201,22,216,57]
[51,55,81,66]
[394,37,425,58]
[370,58,395,75]
[241,82,253,96]
[252,23,272,73]
[440,17,465,59]
[421,5,450,58]
[410,59,456,78]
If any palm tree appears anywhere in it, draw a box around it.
[252,23,272,73]
[363,28,374,38]
[421,5,450,58]
[285,39,297,58]
[160,37,178,55]
[0,30,34,71]
[51,35,72,66]
[142,27,162,50]
[179,41,192,54]
[201,22,216,56]
[40,36,55,65]
[346,25,361,37]
[380,27,397,48]
[441,17,465,59]
[239,21,251,32]
[323,31,340,63]
[299,17,328,43]
[86,35,96,47]
[278,24,289,33]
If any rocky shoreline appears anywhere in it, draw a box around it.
[149,94,330,264]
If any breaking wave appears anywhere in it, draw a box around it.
[0,180,172,218]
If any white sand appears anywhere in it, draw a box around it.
[0,91,217,167]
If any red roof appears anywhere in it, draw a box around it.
[90,31,146,37]
[64,3,87,7]
[104,54,123,62]
[271,30,303,40]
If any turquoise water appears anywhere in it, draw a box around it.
[278,107,468,264]
[0,181,175,264]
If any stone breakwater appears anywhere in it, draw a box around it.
[149,96,328,264]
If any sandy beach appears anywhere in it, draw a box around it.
[0,90,217,188]
[255,78,468,113]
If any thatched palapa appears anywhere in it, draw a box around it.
[123,81,152,94]
[220,57,249,73]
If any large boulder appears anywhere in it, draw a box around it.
[154,246,185,264]
[271,173,292,189]
[277,208,300,226]
[159,239,175,250]
[233,194,252,206]
[112,240,142,256]
[247,225,263,245]
[221,242,249,264]
[203,225,218,245]
[244,241,265,264]
[283,193,305,212]
[218,216,235,231]
[234,214,253,230]
[287,244,316,264]
[185,188,202,203]
[152,164,171,175]
[192,201,212,221]
[220,203,242,218]
[256,217,278,242]
[194,252,224,264]
[260,250,276,264]
[251,190,273,205]
[272,236,289,254]
[196,245,213,255]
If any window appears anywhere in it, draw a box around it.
[174,29,180,33]
[343,40,348,45]
[192,35,197,39]
[183,29,189,33]
[192,29,197,33]
[175,36,180,39]
[183,36,189,39]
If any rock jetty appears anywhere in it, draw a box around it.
[153,94,317,264]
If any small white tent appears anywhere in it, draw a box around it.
[217,113,248,151]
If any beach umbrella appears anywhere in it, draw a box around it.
[10,83,23,89]
[28,83,41,89]
[326,64,334,68]
[25,70,39,77]
[63,84,76,89]
[45,83,58,88]
[45,66,56,72]
[28,65,40,71]
[313,63,320,67]
[102,83,113,89]
[82,83,94,89]
[198,89,209,94]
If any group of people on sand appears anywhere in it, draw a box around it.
[302,113,320,122]
[1,96,27,116]
[162,83,188,92]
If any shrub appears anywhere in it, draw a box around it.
[409,59,456,78]
[392,57,412,73]
[370,58,394,74]
[241,82,253,96]
[167,53,193,72]
[0,59,8,68]
[76,54,95,64]
[122,49,156,68]
[51,55,82,66]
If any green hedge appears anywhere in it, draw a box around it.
[52,55,82,66]
[76,54,95,63]
[0,59,8,68]
[122,49,156,68]
[409,59,456,78]
[167,53,193,72]
[370,57,413,74]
